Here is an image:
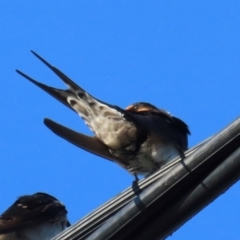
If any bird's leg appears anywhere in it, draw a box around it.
[134,173,139,182]
[180,151,186,160]
[180,151,191,172]
[132,174,140,190]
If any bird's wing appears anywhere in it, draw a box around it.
[0,193,68,234]
[125,111,190,151]
[43,118,117,162]
[44,118,133,169]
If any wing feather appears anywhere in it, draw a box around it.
[0,193,68,234]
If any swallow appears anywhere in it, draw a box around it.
[0,192,70,240]
[16,51,190,179]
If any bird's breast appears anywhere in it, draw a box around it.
[126,134,180,175]
[149,133,180,165]
[18,221,67,240]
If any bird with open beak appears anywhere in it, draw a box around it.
[0,192,70,240]
[17,51,190,181]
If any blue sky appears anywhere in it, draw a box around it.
[1,1,240,239]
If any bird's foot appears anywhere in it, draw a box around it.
[132,174,141,193]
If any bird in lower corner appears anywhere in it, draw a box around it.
[0,192,70,240]
[16,51,190,181]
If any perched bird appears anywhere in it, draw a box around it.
[0,192,70,240]
[16,51,190,179]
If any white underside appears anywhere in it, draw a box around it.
[151,142,179,164]
[127,134,180,176]
[0,222,66,240]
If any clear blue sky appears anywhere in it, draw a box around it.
[1,1,240,239]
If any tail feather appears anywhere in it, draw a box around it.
[30,50,82,91]
[17,51,134,150]
[16,69,74,112]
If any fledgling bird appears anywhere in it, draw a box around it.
[16,51,190,179]
[0,192,70,240]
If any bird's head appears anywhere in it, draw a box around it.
[125,102,159,113]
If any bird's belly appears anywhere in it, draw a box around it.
[20,222,65,240]
[151,142,179,165]
[128,141,180,176]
